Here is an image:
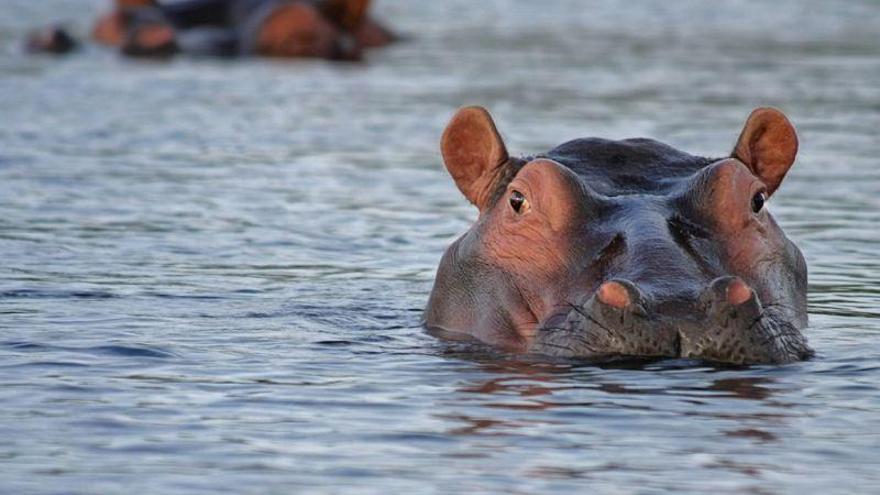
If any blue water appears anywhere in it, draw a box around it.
[2,0,880,493]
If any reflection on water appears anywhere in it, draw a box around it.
[434,358,807,487]
[2,0,880,493]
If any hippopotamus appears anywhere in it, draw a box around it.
[425,106,812,365]
[24,25,79,55]
[28,0,395,60]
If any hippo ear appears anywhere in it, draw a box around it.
[732,107,799,197]
[441,106,510,210]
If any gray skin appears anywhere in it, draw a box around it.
[425,106,811,365]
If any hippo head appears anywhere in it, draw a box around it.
[25,25,78,55]
[120,15,179,58]
[425,107,811,365]
[253,2,362,61]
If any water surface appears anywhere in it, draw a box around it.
[2,1,880,493]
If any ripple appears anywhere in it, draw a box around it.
[1,341,176,359]
[0,289,118,299]
[90,345,176,359]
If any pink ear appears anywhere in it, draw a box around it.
[732,107,799,196]
[441,106,509,210]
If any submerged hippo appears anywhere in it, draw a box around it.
[426,107,811,365]
[28,0,395,60]
[24,25,79,55]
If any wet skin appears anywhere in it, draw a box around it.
[425,107,812,365]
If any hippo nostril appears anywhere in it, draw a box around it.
[702,276,759,316]
[702,276,752,306]
[726,278,752,306]
[597,281,630,309]
[596,279,642,310]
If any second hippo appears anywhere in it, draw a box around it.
[29,0,395,60]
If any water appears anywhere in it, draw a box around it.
[2,0,880,493]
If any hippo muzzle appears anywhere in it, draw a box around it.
[533,277,812,364]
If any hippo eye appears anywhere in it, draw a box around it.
[509,190,528,214]
[751,191,766,213]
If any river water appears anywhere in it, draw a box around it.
[2,1,879,493]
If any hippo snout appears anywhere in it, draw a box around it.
[531,277,812,365]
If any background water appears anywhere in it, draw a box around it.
[2,1,880,493]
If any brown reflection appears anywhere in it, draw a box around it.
[437,351,794,445]
[436,414,521,436]
[456,359,572,411]
[724,428,777,443]
[435,358,572,436]
[459,375,559,399]
[708,377,775,400]
[452,359,788,404]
